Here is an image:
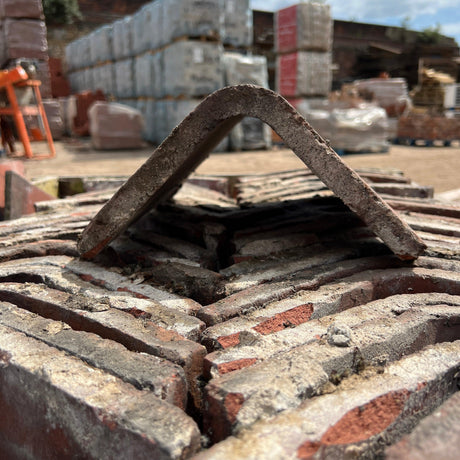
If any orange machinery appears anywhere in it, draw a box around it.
[0,66,55,159]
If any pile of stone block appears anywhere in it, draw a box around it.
[275,2,332,99]
[0,0,51,97]
[65,0,261,150]
[88,102,144,150]
[397,113,460,144]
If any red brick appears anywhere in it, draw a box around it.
[4,170,55,219]
[0,301,188,409]
[195,341,460,459]
[0,159,24,210]
[0,325,200,459]
[386,392,460,460]
[0,281,206,408]
[201,295,460,440]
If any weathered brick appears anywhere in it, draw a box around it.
[138,262,226,305]
[416,232,460,259]
[0,282,206,409]
[34,189,114,213]
[198,255,410,326]
[129,229,218,270]
[78,85,425,260]
[195,341,460,459]
[403,212,460,238]
[385,392,460,460]
[0,301,188,409]
[0,325,200,459]
[0,256,202,316]
[373,183,434,199]
[0,211,95,248]
[202,267,460,354]
[414,255,460,272]
[221,246,355,296]
[202,294,460,441]
[387,197,460,219]
[0,239,79,261]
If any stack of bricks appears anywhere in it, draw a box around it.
[65,0,258,149]
[275,2,332,102]
[48,57,71,98]
[0,0,51,98]
[0,163,459,457]
[397,113,460,144]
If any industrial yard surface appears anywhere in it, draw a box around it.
[24,140,460,194]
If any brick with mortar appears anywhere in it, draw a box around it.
[202,295,460,441]
[195,341,460,459]
[0,301,188,409]
[0,325,200,459]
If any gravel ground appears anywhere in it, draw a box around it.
[23,139,459,194]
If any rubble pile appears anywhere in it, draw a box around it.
[0,166,459,458]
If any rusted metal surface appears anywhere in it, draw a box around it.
[77,85,425,260]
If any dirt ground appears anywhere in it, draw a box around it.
[23,139,459,194]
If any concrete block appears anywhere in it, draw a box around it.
[112,15,133,60]
[222,0,252,48]
[162,0,224,44]
[65,36,91,72]
[92,63,115,97]
[89,24,113,65]
[134,52,163,98]
[277,51,332,97]
[114,58,135,99]
[89,102,144,150]
[163,41,224,98]
[223,53,271,150]
[132,1,165,55]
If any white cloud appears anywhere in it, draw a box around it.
[441,21,460,36]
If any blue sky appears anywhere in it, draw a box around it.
[250,0,460,46]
